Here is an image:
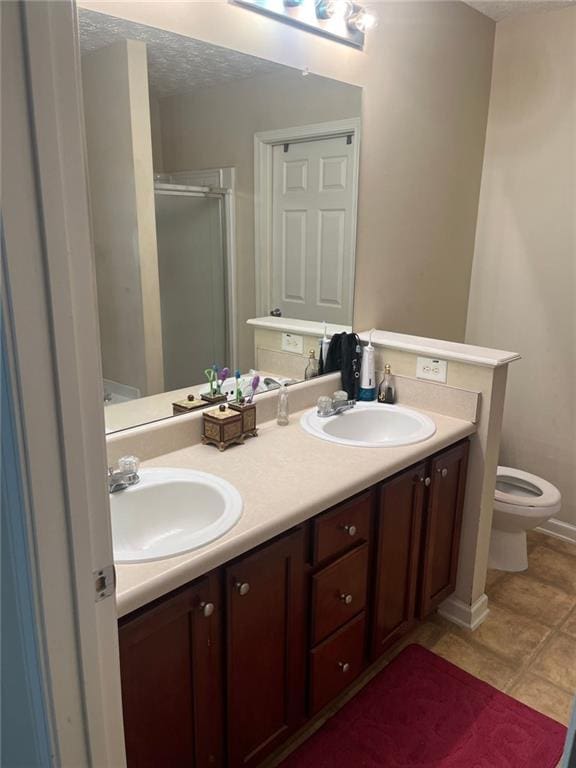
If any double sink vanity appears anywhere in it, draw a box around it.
[111,392,474,768]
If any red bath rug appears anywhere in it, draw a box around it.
[282,644,566,768]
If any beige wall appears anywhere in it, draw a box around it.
[158,70,361,370]
[466,7,576,527]
[79,0,495,347]
[82,39,164,396]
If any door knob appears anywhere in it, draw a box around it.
[270,308,282,317]
[199,601,214,618]
[343,524,357,537]
[438,468,448,478]
[339,593,353,605]
[418,476,431,486]
[235,582,250,596]
[338,661,350,673]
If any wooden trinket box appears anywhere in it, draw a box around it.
[200,391,227,405]
[229,401,258,439]
[202,404,244,451]
[172,394,207,416]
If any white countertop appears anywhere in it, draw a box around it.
[247,316,352,336]
[357,329,520,368]
[115,404,476,618]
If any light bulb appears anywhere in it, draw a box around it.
[315,0,353,20]
[327,0,353,19]
[349,7,377,33]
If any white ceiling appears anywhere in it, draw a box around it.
[463,0,575,21]
[78,9,289,98]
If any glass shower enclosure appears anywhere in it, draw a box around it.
[154,183,229,391]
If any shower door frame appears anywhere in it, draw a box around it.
[154,177,238,374]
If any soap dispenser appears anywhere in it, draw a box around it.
[378,364,396,404]
[358,329,376,401]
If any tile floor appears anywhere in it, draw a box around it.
[268,530,575,767]
[422,530,576,727]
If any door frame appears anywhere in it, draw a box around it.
[254,118,361,318]
[2,1,126,764]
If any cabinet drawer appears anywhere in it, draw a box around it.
[312,490,373,565]
[311,543,368,646]
[310,613,366,715]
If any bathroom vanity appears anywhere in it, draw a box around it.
[117,437,469,768]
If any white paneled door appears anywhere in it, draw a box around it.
[271,135,357,324]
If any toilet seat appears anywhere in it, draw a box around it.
[494,466,561,511]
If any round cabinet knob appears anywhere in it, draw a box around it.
[339,593,353,605]
[235,581,250,596]
[438,467,448,478]
[418,476,431,487]
[200,602,214,618]
[338,661,351,673]
[343,524,357,537]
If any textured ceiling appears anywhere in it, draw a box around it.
[463,0,575,21]
[78,9,289,98]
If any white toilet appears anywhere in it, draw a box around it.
[489,466,562,572]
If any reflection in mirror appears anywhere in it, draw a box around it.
[78,9,361,433]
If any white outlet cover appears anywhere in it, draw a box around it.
[281,332,304,354]
[416,356,448,384]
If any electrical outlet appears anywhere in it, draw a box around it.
[281,333,304,354]
[416,356,448,384]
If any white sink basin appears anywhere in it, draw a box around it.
[300,402,436,448]
[110,468,243,563]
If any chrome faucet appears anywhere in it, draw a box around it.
[108,455,140,494]
[316,395,356,418]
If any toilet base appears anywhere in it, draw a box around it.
[489,529,528,572]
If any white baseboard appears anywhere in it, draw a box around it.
[438,593,489,631]
[537,518,576,544]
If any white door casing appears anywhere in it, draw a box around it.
[254,119,360,323]
[3,1,127,765]
[271,135,356,324]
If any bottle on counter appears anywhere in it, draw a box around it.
[305,349,319,380]
[277,383,289,426]
[378,363,396,404]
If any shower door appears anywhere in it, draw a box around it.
[155,190,228,390]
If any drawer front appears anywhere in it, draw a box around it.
[310,613,366,715]
[311,543,368,646]
[313,490,373,565]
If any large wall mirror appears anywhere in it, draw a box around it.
[78,9,362,433]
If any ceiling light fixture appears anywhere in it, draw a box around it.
[232,0,375,49]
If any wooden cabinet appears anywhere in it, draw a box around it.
[370,462,426,659]
[312,490,372,565]
[419,440,469,617]
[118,439,469,768]
[311,543,368,645]
[225,529,306,768]
[118,572,223,768]
[310,613,366,714]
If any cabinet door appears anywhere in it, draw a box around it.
[226,529,306,768]
[119,573,223,768]
[370,463,426,660]
[419,441,469,618]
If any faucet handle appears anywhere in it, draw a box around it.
[117,455,140,474]
[317,396,333,416]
